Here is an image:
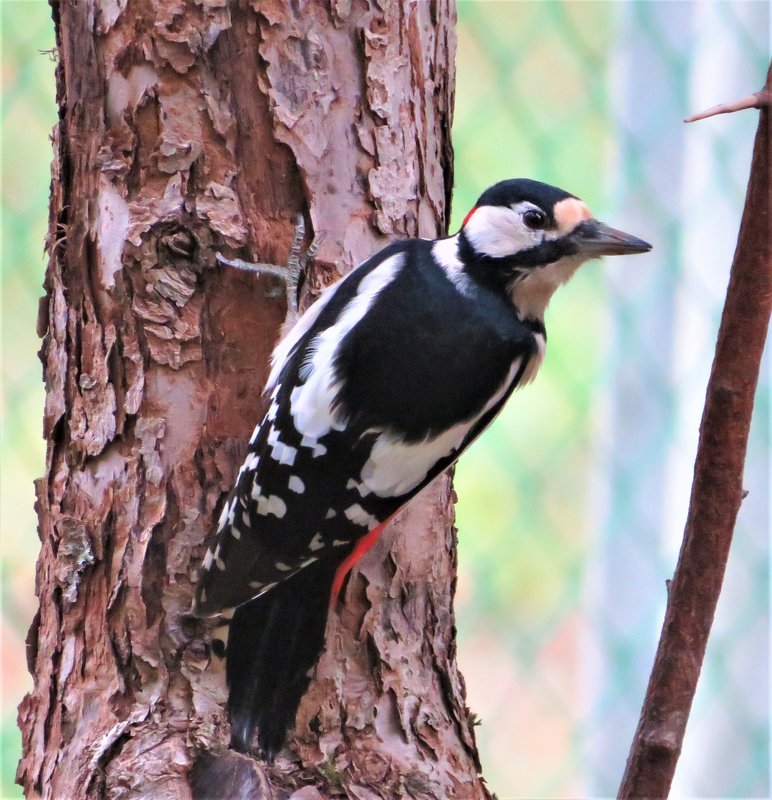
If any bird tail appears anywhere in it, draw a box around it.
[225,555,339,758]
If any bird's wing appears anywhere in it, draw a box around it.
[193,243,412,616]
[193,240,538,617]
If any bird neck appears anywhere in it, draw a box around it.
[508,254,586,322]
[456,229,585,324]
[456,229,521,295]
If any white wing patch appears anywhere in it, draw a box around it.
[308,532,325,551]
[238,453,258,474]
[288,475,305,494]
[289,383,344,442]
[344,503,380,530]
[270,439,297,466]
[217,500,231,529]
[346,477,369,497]
[359,357,522,498]
[265,276,341,393]
[300,434,327,458]
[290,253,405,442]
[256,494,287,518]
[360,423,470,497]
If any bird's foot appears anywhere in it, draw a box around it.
[216,215,317,324]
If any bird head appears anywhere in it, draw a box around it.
[458,179,651,320]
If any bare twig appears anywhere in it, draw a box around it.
[619,63,772,799]
[684,87,771,123]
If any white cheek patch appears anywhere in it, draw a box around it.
[290,253,404,442]
[464,203,549,258]
[464,205,537,258]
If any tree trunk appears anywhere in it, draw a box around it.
[18,1,489,798]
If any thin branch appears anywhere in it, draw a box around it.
[684,87,771,123]
[618,62,772,799]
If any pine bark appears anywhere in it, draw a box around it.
[19,1,489,798]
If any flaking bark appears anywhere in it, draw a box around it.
[19,1,489,798]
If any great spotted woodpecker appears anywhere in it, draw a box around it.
[192,179,651,757]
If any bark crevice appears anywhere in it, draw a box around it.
[20,2,486,798]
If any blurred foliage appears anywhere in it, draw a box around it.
[452,1,768,797]
[453,2,615,792]
[1,3,56,797]
[1,2,768,799]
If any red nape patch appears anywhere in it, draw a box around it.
[462,205,478,228]
[330,516,394,607]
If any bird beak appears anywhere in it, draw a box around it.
[570,219,652,257]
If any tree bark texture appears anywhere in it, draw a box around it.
[618,64,772,800]
[19,1,489,798]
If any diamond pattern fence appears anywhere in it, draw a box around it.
[451,2,769,798]
[1,2,769,798]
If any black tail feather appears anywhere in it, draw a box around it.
[226,556,339,758]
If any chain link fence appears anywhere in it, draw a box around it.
[452,2,769,798]
[1,1,769,798]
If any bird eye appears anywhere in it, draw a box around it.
[522,209,547,230]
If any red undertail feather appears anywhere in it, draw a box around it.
[330,518,392,607]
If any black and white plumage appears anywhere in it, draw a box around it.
[192,179,651,757]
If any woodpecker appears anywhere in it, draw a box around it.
[192,178,651,757]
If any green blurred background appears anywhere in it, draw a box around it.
[1,1,769,797]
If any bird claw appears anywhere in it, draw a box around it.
[215,215,319,324]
